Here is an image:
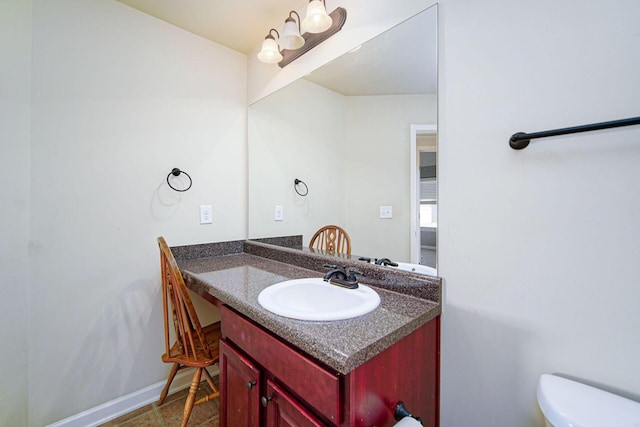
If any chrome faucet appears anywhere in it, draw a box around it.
[323,265,363,289]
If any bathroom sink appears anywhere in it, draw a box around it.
[258,278,380,321]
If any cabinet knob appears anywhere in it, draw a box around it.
[261,396,272,407]
[247,381,257,390]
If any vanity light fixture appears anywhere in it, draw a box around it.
[257,3,347,68]
[279,11,305,50]
[257,29,283,64]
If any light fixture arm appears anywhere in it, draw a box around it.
[287,11,301,34]
[266,28,280,41]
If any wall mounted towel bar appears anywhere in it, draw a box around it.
[509,116,640,150]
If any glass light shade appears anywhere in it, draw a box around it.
[257,36,283,64]
[302,0,333,33]
[279,18,305,50]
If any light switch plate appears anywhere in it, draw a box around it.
[380,205,393,219]
[274,205,284,221]
[200,205,212,224]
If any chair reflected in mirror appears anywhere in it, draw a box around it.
[308,225,351,255]
[157,236,221,427]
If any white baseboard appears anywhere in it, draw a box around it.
[46,366,219,427]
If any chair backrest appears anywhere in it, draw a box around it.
[157,237,211,360]
[308,225,352,255]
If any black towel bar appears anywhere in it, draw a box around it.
[509,116,640,150]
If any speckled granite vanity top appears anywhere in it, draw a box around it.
[174,238,441,375]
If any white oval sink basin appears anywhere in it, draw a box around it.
[258,278,380,321]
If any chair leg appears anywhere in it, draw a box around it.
[195,366,220,405]
[181,368,202,427]
[202,366,218,393]
[158,363,180,406]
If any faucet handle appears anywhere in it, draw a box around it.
[346,268,364,281]
[323,264,338,270]
[376,258,398,267]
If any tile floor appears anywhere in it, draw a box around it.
[99,380,219,427]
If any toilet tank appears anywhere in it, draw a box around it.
[537,374,640,427]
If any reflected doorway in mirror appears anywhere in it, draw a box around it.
[410,124,437,271]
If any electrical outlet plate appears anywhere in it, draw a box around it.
[200,205,212,224]
[274,205,284,221]
[380,206,393,219]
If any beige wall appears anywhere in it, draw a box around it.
[26,0,246,424]
[0,1,31,425]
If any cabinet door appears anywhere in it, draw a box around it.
[220,340,261,427]
[263,379,325,427]
[221,305,341,423]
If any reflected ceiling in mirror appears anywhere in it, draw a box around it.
[303,7,437,96]
[248,5,437,273]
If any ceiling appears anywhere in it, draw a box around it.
[304,6,437,96]
[115,0,303,54]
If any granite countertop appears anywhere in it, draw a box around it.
[178,242,441,375]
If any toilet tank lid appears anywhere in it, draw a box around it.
[537,374,640,426]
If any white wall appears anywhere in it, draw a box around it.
[248,79,346,243]
[345,94,436,261]
[0,1,31,425]
[28,0,246,425]
[438,0,640,425]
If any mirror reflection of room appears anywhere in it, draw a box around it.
[248,6,437,272]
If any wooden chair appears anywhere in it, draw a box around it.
[157,237,221,427]
[308,225,352,255]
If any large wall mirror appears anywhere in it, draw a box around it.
[248,5,438,274]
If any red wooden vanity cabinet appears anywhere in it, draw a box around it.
[219,305,440,427]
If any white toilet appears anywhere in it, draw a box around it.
[537,374,640,426]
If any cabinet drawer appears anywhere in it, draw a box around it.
[221,306,341,424]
